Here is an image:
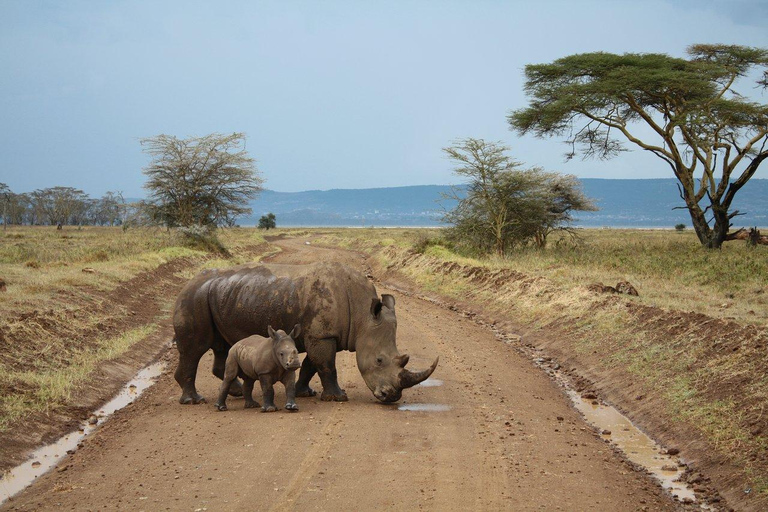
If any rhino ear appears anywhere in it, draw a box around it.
[267,325,277,341]
[381,294,395,311]
[289,323,301,339]
[370,297,383,319]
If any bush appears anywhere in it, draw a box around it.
[413,233,445,254]
[675,223,686,231]
[177,226,231,257]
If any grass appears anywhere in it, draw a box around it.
[0,225,269,435]
[314,227,768,326]
[0,324,157,430]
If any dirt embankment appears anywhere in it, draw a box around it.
[372,245,768,511]
[0,257,193,472]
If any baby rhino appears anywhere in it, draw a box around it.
[215,325,302,412]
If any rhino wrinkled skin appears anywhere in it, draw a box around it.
[173,261,438,404]
[215,325,302,412]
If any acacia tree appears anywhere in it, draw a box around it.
[141,133,263,228]
[509,44,768,249]
[442,138,595,255]
[29,186,91,226]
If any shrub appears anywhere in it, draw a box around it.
[675,223,686,231]
[177,225,231,257]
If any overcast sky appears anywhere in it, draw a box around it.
[1,0,767,196]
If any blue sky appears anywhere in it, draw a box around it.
[1,0,767,196]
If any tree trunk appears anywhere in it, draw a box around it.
[681,185,730,249]
[684,200,715,248]
[707,208,730,249]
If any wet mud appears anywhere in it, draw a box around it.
[0,361,166,505]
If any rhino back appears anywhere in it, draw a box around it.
[205,262,374,351]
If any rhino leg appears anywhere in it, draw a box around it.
[242,377,260,409]
[259,375,277,412]
[175,344,208,405]
[307,337,348,402]
[212,347,243,397]
[295,358,318,397]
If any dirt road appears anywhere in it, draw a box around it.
[2,238,681,511]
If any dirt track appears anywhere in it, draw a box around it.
[2,238,682,511]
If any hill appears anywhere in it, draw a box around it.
[244,179,767,228]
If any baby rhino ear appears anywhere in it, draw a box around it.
[267,325,278,341]
[381,294,395,311]
[288,323,301,339]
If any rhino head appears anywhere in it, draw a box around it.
[268,324,302,371]
[356,294,439,403]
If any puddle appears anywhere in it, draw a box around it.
[382,281,710,507]
[0,361,166,506]
[416,378,443,388]
[398,403,451,412]
[481,322,707,506]
[566,390,697,502]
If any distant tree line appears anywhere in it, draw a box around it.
[0,184,144,228]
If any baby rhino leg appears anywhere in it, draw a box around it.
[283,371,298,412]
[215,356,240,412]
[243,377,260,409]
[259,375,277,412]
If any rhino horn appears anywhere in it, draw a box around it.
[393,354,409,368]
[399,357,439,389]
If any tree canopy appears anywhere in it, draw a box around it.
[141,132,263,228]
[508,44,768,248]
[258,212,276,230]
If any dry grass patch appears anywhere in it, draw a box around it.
[0,324,157,430]
[0,226,271,435]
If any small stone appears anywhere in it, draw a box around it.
[556,416,564,421]
[82,267,96,273]
[88,416,98,425]
[661,464,677,471]
[615,281,639,296]
[601,429,612,435]
[666,448,680,456]
[581,392,597,400]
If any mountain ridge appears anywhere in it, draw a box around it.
[244,179,767,228]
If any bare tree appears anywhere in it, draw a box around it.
[140,133,263,228]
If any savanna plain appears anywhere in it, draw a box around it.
[0,226,766,511]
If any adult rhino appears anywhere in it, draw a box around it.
[173,261,438,404]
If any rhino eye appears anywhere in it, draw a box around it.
[376,357,383,365]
